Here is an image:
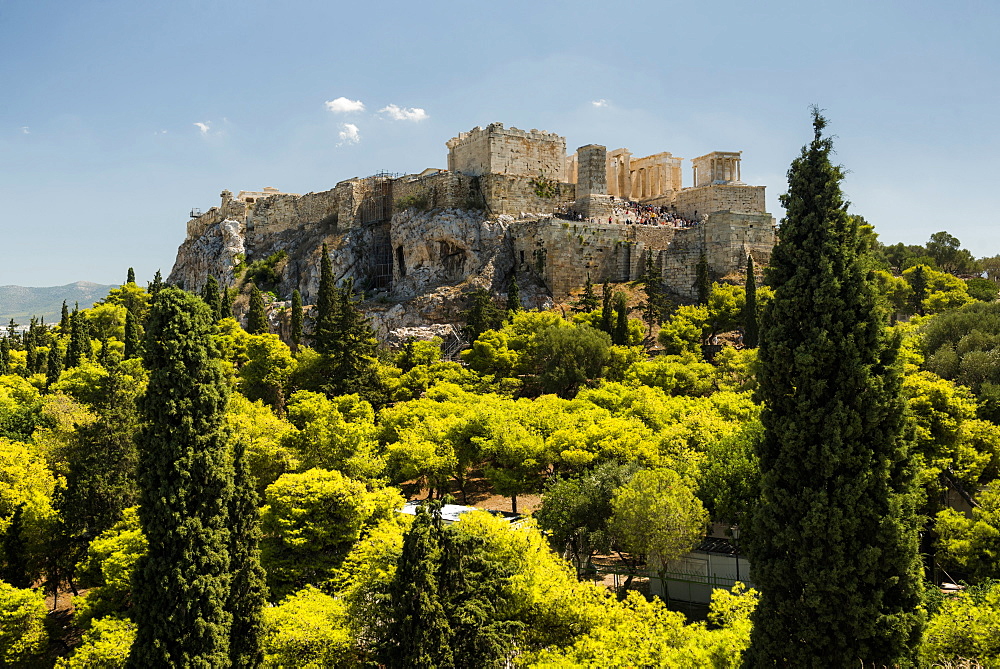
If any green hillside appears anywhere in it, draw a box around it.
[0,281,118,324]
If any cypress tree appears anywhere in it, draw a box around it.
[148,270,163,296]
[695,252,710,305]
[246,282,268,334]
[460,290,504,343]
[612,292,628,345]
[572,273,600,313]
[322,278,380,397]
[60,301,70,330]
[507,273,521,313]
[25,330,37,375]
[66,308,87,369]
[124,310,141,359]
[128,287,233,668]
[380,503,454,668]
[202,276,222,320]
[127,267,136,284]
[228,441,266,668]
[0,338,8,375]
[600,282,613,334]
[745,110,923,666]
[312,244,339,353]
[46,342,63,387]
[290,289,303,352]
[908,264,928,316]
[220,286,235,320]
[0,503,30,588]
[744,254,759,348]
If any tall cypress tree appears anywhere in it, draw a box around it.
[507,274,521,313]
[0,338,8,375]
[612,292,628,346]
[380,503,454,668]
[572,273,600,313]
[127,267,136,284]
[695,252,710,305]
[202,276,223,320]
[220,286,235,320]
[60,301,70,330]
[228,441,266,668]
[246,283,268,335]
[66,307,90,369]
[148,270,163,297]
[128,287,233,668]
[907,264,928,316]
[46,342,63,387]
[124,310,141,360]
[312,244,339,353]
[600,283,613,334]
[0,503,30,588]
[745,110,923,666]
[290,289,303,352]
[743,254,759,348]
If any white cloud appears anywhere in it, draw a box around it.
[379,104,428,122]
[194,122,211,135]
[338,123,361,145]
[325,97,366,113]
[20,126,29,134]
[591,99,609,108]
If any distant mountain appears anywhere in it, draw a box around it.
[0,281,119,324]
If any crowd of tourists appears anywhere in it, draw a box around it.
[557,198,701,228]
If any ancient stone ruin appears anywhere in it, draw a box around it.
[169,122,776,335]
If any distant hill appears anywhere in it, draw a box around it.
[0,282,119,324]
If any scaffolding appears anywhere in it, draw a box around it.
[357,172,401,291]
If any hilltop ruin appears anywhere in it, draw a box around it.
[169,122,776,333]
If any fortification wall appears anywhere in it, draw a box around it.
[245,188,342,241]
[186,191,248,240]
[514,218,676,297]
[479,174,576,215]
[446,123,566,180]
[391,171,480,212]
[673,184,766,220]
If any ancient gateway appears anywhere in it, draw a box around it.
[169,123,776,331]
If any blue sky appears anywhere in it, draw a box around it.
[2,0,997,286]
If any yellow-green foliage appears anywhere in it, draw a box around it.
[56,616,136,668]
[262,586,356,668]
[0,436,57,578]
[921,582,1000,666]
[226,393,298,495]
[658,305,709,355]
[525,584,758,667]
[936,487,1000,581]
[73,507,147,627]
[0,581,48,665]
[282,391,383,480]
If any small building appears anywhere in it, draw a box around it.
[650,537,753,604]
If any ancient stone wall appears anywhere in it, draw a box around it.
[479,174,576,215]
[514,218,676,297]
[446,123,566,180]
[391,171,480,213]
[672,184,766,220]
[245,188,342,241]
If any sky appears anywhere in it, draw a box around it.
[1,0,997,287]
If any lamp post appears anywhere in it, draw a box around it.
[731,524,741,584]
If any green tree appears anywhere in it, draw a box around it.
[60,300,70,330]
[123,309,141,359]
[148,270,163,296]
[126,267,135,284]
[220,285,235,320]
[535,461,638,577]
[572,273,600,313]
[460,289,505,343]
[600,282,613,334]
[507,273,521,313]
[0,338,8,375]
[228,441,266,668]
[1,503,30,588]
[639,255,670,335]
[695,252,710,304]
[0,580,48,666]
[746,110,924,666]
[379,502,455,668]
[290,289,303,352]
[261,586,354,668]
[46,340,63,387]
[127,287,234,668]
[610,468,708,588]
[908,264,929,316]
[312,244,339,352]
[744,254,759,347]
[66,306,90,369]
[612,292,628,346]
[247,282,268,335]
[202,275,223,320]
